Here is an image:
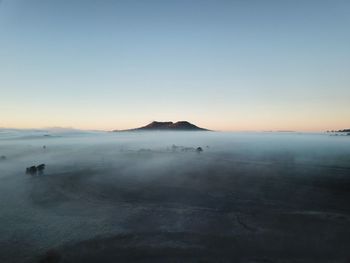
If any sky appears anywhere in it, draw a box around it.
[0,0,349,131]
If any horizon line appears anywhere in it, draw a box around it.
[0,126,337,133]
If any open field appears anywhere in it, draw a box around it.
[1,130,350,262]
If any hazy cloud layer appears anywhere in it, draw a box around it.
[1,130,350,262]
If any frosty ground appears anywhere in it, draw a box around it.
[0,130,350,262]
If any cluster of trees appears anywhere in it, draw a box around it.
[326,129,350,136]
[26,164,46,175]
[170,145,203,153]
[327,129,350,133]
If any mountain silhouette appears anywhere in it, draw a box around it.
[337,129,350,133]
[114,121,209,132]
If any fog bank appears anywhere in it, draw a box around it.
[1,130,350,262]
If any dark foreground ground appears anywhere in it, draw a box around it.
[0,132,350,262]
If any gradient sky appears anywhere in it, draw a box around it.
[0,0,349,131]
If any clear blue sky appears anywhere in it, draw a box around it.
[0,0,349,131]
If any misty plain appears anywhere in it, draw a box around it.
[1,130,350,262]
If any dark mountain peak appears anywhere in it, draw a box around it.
[144,121,174,129]
[173,121,191,125]
[171,121,201,130]
[115,121,209,132]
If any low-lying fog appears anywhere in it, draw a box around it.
[1,130,350,262]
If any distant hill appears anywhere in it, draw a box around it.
[337,129,350,133]
[327,129,350,133]
[114,121,209,132]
